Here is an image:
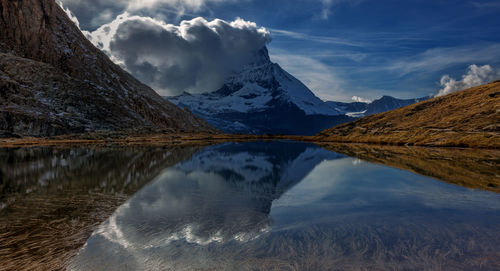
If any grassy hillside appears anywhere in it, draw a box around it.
[316,81,500,148]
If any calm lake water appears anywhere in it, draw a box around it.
[1,141,499,270]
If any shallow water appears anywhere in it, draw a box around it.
[1,141,499,270]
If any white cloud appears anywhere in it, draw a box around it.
[56,1,81,28]
[85,14,271,95]
[436,64,499,97]
[351,96,371,103]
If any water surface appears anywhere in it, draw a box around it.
[1,141,499,270]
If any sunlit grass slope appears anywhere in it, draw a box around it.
[317,81,500,148]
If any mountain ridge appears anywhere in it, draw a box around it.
[326,95,430,117]
[316,81,500,148]
[0,0,214,137]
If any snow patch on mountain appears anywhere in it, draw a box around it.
[168,47,342,117]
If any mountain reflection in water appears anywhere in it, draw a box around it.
[67,141,500,271]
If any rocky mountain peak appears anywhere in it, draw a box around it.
[167,45,351,135]
[247,47,272,67]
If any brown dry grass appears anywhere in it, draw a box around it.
[0,133,310,148]
[316,81,500,148]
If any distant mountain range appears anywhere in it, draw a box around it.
[317,81,500,148]
[326,95,429,117]
[167,47,429,135]
[0,0,214,137]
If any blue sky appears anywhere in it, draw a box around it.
[62,0,500,102]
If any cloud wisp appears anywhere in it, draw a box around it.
[85,14,271,96]
[270,50,347,101]
[436,64,499,97]
[319,0,363,19]
[270,28,364,47]
[385,44,500,76]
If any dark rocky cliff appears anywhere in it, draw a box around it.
[0,0,215,136]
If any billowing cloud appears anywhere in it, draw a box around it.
[60,0,239,29]
[85,14,271,95]
[59,0,129,29]
[436,64,499,97]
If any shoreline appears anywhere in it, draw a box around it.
[0,132,498,149]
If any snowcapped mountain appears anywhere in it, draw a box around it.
[167,47,353,135]
[325,101,368,117]
[326,95,430,118]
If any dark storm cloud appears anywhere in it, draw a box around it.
[86,15,271,95]
[59,0,240,30]
[59,0,128,30]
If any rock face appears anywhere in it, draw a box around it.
[168,47,353,135]
[0,0,214,137]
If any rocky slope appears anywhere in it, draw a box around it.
[317,81,500,148]
[168,47,353,135]
[0,0,214,137]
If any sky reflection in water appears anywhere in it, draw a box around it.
[70,141,500,271]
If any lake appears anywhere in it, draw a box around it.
[1,141,499,270]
